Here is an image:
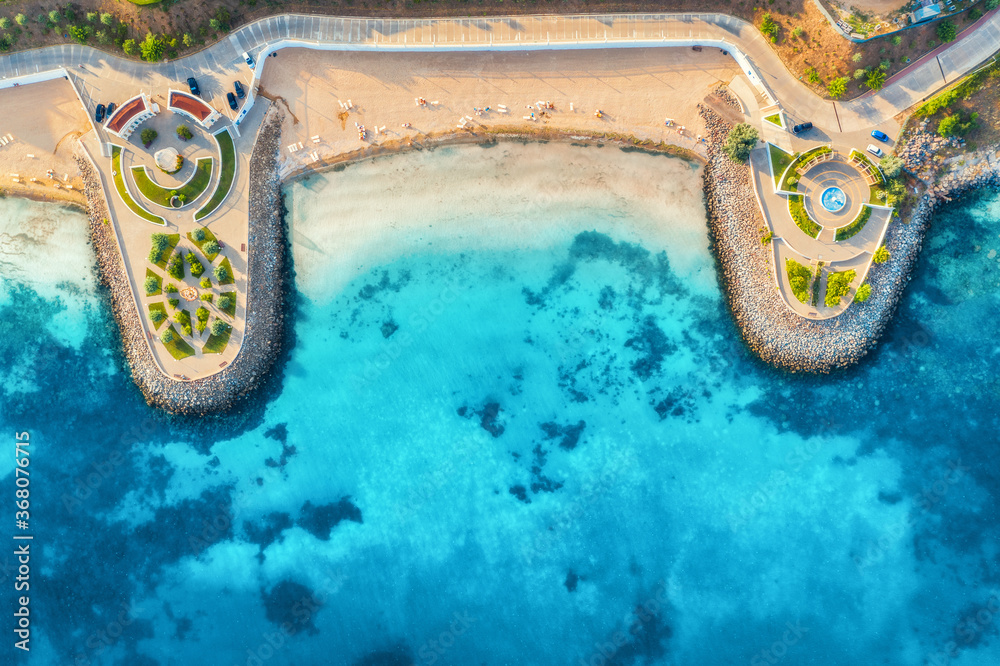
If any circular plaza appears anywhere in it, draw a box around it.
[798,156,869,230]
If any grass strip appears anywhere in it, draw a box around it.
[186,226,220,262]
[131,157,213,208]
[769,143,796,190]
[836,206,873,241]
[148,302,168,330]
[195,129,236,221]
[111,146,165,225]
[204,326,232,354]
[161,325,195,359]
[788,195,821,239]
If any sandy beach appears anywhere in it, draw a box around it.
[259,47,742,177]
[0,78,90,207]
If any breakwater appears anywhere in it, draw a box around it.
[78,107,289,414]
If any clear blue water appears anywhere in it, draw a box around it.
[2,144,1000,666]
[821,186,846,212]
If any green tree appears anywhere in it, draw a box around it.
[122,38,137,56]
[209,18,221,32]
[824,269,857,307]
[160,329,175,344]
[851,52,863,63]
[0,17,10,30]
[213,264,230,282]
[140,32,165,62]
[192,228,206,241]
[144,276,159,295]
[48,10,61,24]
[36,14,47,25]
[891,35,902,46]
[873,245,890,264]
[214,7,232,31]
[151,309,166,324]
[100,12,114,26]
[785,259,813,304]
[176,125,193,140]
[936,20,956,43]
[167,252,185,280]
[182,32,194,48]
[210,319,229,336]
[200,277,212,289]
[722,123,760,163]
[217,294,233,311]
[854,68,867,80]
[203,240,220,256]
[95,30,108,44]
[827,77,849,99]
[879,59,891,71]
[866,68,887,90]
[987,0,999,9]
[140,128,158,147]
[68,25,89,44]
[879,155,903,179]
[854,283,872,303]
[86,12,98,23]
[15,14,26,27]
[63,8,75,22]
[805,66,821,84]
[760,13,779,42]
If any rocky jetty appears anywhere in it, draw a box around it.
[700,92,1000,373]
[78,107,289,414]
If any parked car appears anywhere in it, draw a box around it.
[187,77,200,96]
[866,144,884,158]
[234,81,245,99]
[94,104,105,123]
[242,51,255,70]
[227,92,238,111]
[106,102,116,117]
[792,121,813,134]
[871,129,889,142]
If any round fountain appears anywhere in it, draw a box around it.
[820,186,847,213]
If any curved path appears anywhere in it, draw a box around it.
[1,11,998,382]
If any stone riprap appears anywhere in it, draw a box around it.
[78,107,289,414]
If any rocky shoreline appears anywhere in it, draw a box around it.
[78,106,289,414]
[701,91,1000,373]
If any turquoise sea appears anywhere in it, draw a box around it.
[1,143,999,665]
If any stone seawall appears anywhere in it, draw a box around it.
[700,93,1000,373]
[78,106,289,414]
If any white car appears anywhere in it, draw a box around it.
[866,144,883,158]
[242,51,255,70]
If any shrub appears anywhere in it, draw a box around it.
[151,309,166,324]
[988,0,999,9]
[806,67,821,84]
[209,18,221,32]
[15,14,26,27]
[938,112,978,137]
[825,270,857,307]
[168,298,180,309]
[760,13,779,42]
[786,259,813,304]
[203,240,220,256]
[192,228,206,242]
[791,26,803,38]
[969,8,983,21]
[879,59,891,71]
[149,233,170,263]
[160,329,174,344]
[86,12,98,23]
[873,246,890,263]
[214,7,232,31]
[95,30,108,44]
[854,68,867,81]
[176,125,193,141]
[0,17,10,30]
[213,264,230,282]
[891,35,901,46]
[723,123,760,163]
[140,128,158,148]
[36,14,46,25]
[122,39,137,56]
[165,284,179,294]
[167,252,185,280]
[936,20,956,43]
[827,77,849,99]
[140,32,165,62]
[852,53,863,63]
[200,277,212,289]
[210,319,230,336]
[879,155,903,179]
[866,68,887,91]
[48,10,61,24]
[68,25,89,44]
[200,293,214,302]
[63,8,75,22]
[100,12,114,26]
[217,294,233,311]
[183,33,194,48]
[854,283,872,303]
[144,276,159,295]
[186,252,205,278]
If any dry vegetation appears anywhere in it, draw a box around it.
[0,0,993,102]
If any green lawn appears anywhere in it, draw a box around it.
[187,226,221,262]
[836,206,873,241]
[219,290,237,316]
[217,257,235,285]
[195,129,236,221]
[145,268,162,296]
[769,144,796,190]
[764,113,782,127]
[161,325,196,360]
[203,325,232,354]
[148,302,168,330]
[150,233,180,269]
[131,157,213,208]
[788,195,822,239]
[111,146,165,225]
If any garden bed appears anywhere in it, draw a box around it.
[111,146,165,225]
[195,129,236,221]
[148,302,168,330]
[788,195,822,238]
[161,325,195,360]
[187,226,221,262]
[203,326,232,355]
[835,205,873,241]
[131,157,213,208]
[769,143,797,190]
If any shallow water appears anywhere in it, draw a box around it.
[1,144,999,666]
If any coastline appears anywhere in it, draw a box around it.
[701,90,1000,373]
[77,107,290,415]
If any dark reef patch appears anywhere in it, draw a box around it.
[509,484,530,504]
[298,497,363,540]
[540,420,587,450]
[354,645,416,666]
[459,401,507,438]
[624,315,676,381]
[262,579,321,635]
[243,511,294,560]
[565,570,581,592]
[357,269,412,301]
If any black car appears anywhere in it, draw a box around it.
[233,81,245,99]
[187,77,200,96]
[94,104,106,123]
[106,102,116,117]
[792,121,813,134]
[227,92,238,111]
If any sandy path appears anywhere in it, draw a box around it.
[0,78,90,206]
[259,47,741,174]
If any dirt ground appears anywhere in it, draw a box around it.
[258,46,740,173]
[0,0,993,103]
[0,78,90,205]
[832,0,908,16]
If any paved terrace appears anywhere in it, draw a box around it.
[1,11,998,379]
